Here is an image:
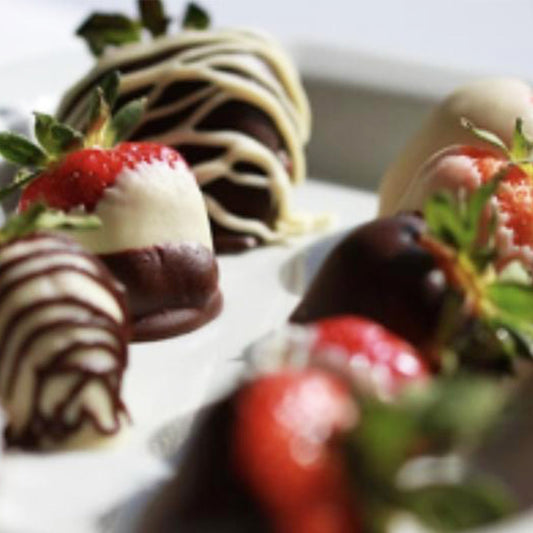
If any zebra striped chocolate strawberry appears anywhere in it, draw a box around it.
[0,73,222,342]
[292,179,533,373]
[0,204,130,450]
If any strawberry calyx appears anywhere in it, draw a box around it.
[0,71,146,202]
[0,202,101,244]
[344,376,514,532]
[462,116,533,177]
[76,1,210,57]
[420,167,533,371]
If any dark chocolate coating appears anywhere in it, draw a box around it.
[100,243,222,342]
[139,395,270,533]
[144,99,288,254]
[291,214,447,352]
[61,74,294,254]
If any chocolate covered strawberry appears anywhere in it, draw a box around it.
[396,118,533,271]
[292,178,533,373]
[0,72,223,341]
[235,368,360,533]
[141,348,513,533]
[247,316,428,399]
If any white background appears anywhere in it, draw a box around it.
[1,0,533,79]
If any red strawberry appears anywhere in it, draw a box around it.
[233,368,361,533]
[248,316,428,398]
[397,120,533,270]
[311,316,429,396]
[18,142,183,212]
[0,71,170,215]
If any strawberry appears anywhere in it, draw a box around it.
[143,354,513,533]
[397,119,533,271]
[0,70,152,212]
[292,173,533,374]
[311,316,429,396]
[18,142,182,213]
[247,316,428,399]
[234,368,361,533]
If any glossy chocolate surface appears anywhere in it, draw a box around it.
[100,243,223,341]
[140,395,269,533]
[291,214,447,351]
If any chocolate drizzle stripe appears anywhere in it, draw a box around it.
[56,30,319,247]
[5,319,120,398]
[0,234,130,448]
[0,265,123,313]
[0,297,122,372]
[59,44,197,121]
[0,248,98,283]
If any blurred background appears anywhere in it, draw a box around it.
[1,0,532,189]
[1,0,532,76]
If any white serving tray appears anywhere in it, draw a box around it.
[0,44,530,533]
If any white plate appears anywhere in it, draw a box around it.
[0,174,376,533]
[0,47,531,533]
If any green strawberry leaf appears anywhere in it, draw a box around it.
[461,117,510,157]
[98,70,120,110]
[350,400,418,484]
[34,112,83,158]
[139,0,170,37]
[349,378,513,532]
[484,281,533,360]
[510,118,533,161]
[424,192,465,249]
[34,209,102,233]
[402,377,507,449]
[462,173,501,250]
[182,3,210,30]
[0,203,101,243]
[487,281,533,323]
[85,87,113,147]
[111,98,146,143]
[0,169,39,201]
[0,132,48,168]
[351,378,506,485]
[403,480,515,532]
[76,13,142,57]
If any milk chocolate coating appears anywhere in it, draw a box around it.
[291,214,447,351]
[100,243,222,342]
[140,395,269,533]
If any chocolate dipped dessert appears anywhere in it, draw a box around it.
[0,83,222,342]
[0,207,129,450]
[56,3,325,253]
[379,78,533,216]
[139,316,513,533]
[292,182,533,373]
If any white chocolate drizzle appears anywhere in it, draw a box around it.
[57,29,329,244]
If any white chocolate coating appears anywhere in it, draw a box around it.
[69,159,213,254]
[0,234,129,449]
[380,78,533,216]
[57,29,327,243]
[394,146,533,270]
